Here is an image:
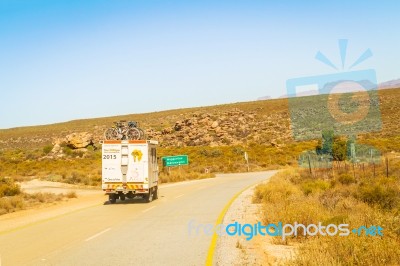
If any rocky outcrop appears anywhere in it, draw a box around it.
[66,132,94,149]
[0,107,291,150]
[145,108,291,147]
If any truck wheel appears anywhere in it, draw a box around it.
[120,194,126,201]
[109,194,117,204]
[153,187,158,200]
[145,188,153,203]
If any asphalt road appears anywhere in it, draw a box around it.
[0,171,276,266]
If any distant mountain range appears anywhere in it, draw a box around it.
[258,78,400,100]
[379,78,400,89]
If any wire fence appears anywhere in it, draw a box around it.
[297,152,400,179]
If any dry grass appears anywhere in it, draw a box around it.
[0,141,317,186]
[254,167,400,265]
[0,192,78,216]
[0,177,78,215]
[65,191,77,198]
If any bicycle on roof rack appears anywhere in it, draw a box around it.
[104,120,145,140]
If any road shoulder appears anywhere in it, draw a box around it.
[215,179,296,265]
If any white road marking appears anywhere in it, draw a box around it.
[174,194,184,199]
[142,206,156,213]
[85,228,112,242]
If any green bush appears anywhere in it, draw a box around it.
[42,145,53,155]
[62,146,73,156]
[199,148,223,157]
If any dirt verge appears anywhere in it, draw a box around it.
[215,182,296,265]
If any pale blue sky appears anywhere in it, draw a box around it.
[1,0,399,128]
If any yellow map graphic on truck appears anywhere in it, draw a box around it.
[131,149,143,162]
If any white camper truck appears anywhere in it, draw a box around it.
[102,139,159,203]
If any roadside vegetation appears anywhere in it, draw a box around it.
[0,148,102,185]
[0,177,77,215]
[0,127,398,187]
[0,140,318,186]
[254,158,400,265]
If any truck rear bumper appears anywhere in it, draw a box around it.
[104,189,148,195]
[102,183,148,190]
[103,183,150,194]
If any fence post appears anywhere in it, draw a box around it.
[362,163,365,179]
[373,162,376,178]
[386,157,389,178]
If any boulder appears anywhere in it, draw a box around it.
[203,134,213,143]
[162,127,173,135]
[174,122,183,131]
[52,137,66,146]
[51,144,61,154]
[66,132,94,149]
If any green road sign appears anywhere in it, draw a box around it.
[162,155,189,167]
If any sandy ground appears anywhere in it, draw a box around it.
[215,181,296,266]
[19,179,100,196]
[0,180,105,233]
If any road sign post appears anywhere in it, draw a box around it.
[162,155,189,176]
[162,155,189,167]
[244,152,249,172]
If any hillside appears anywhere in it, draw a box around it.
[0,87,399,216]
[1,88,400,151]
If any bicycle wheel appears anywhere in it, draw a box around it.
[104,128,118,140]
[127,128,141,140]
[138,128,145,139]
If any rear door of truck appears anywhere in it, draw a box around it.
[102,141,123,189]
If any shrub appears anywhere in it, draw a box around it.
[42,145,53,155]
[301,180,331,196]
[0,177,21,197]
[62,146,73,156]
[66,191,77,198]
[356,180,399,210]
[288,235,400,266]
[73,150,85,158]
[25,192,63,203]
[258,168,400,265]
[338,173,356,185]
[198,148,223,157]
[0,195,24,214]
